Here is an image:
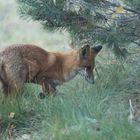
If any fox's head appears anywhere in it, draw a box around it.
[77,44,102,84]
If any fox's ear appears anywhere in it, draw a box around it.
[92,45,102,54]
[80,44,90,59]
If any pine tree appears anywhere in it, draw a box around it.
[17,0,140,56]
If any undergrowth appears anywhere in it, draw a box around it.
[0,53,140,140]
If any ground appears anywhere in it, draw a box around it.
[0,0,140,140]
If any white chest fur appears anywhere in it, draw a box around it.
[52,70,78,86]
[64,70,78,81]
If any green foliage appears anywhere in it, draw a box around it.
[17,0,140,55]
[122,0,140,10]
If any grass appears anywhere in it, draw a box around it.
[0,0,140,140]
[0,54,140,140]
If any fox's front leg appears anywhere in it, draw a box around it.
[39,80,56,99]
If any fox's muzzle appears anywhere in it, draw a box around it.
[78,68,95,84]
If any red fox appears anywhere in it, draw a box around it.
[0,44,102,98]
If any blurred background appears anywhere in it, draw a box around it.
[0,0,69,51]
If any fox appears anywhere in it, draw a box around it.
[0,44,102,98]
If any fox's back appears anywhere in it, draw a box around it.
[0,44,48,60]
[0,45,53,72]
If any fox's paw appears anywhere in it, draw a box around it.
[38,92,46,99]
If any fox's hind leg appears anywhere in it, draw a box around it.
[3,64,28,96]
[0,79,12,98]
[8,73,27,96]
[0,80,4,94]
[0,74,10,96]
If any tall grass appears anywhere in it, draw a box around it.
[0,0,140,140]
[0,55,140,140]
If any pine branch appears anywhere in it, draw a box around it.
[17,0,140,56]
[105,1,140,15]
[131,40,140,46]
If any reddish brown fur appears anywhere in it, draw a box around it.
[0,44,102,96]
